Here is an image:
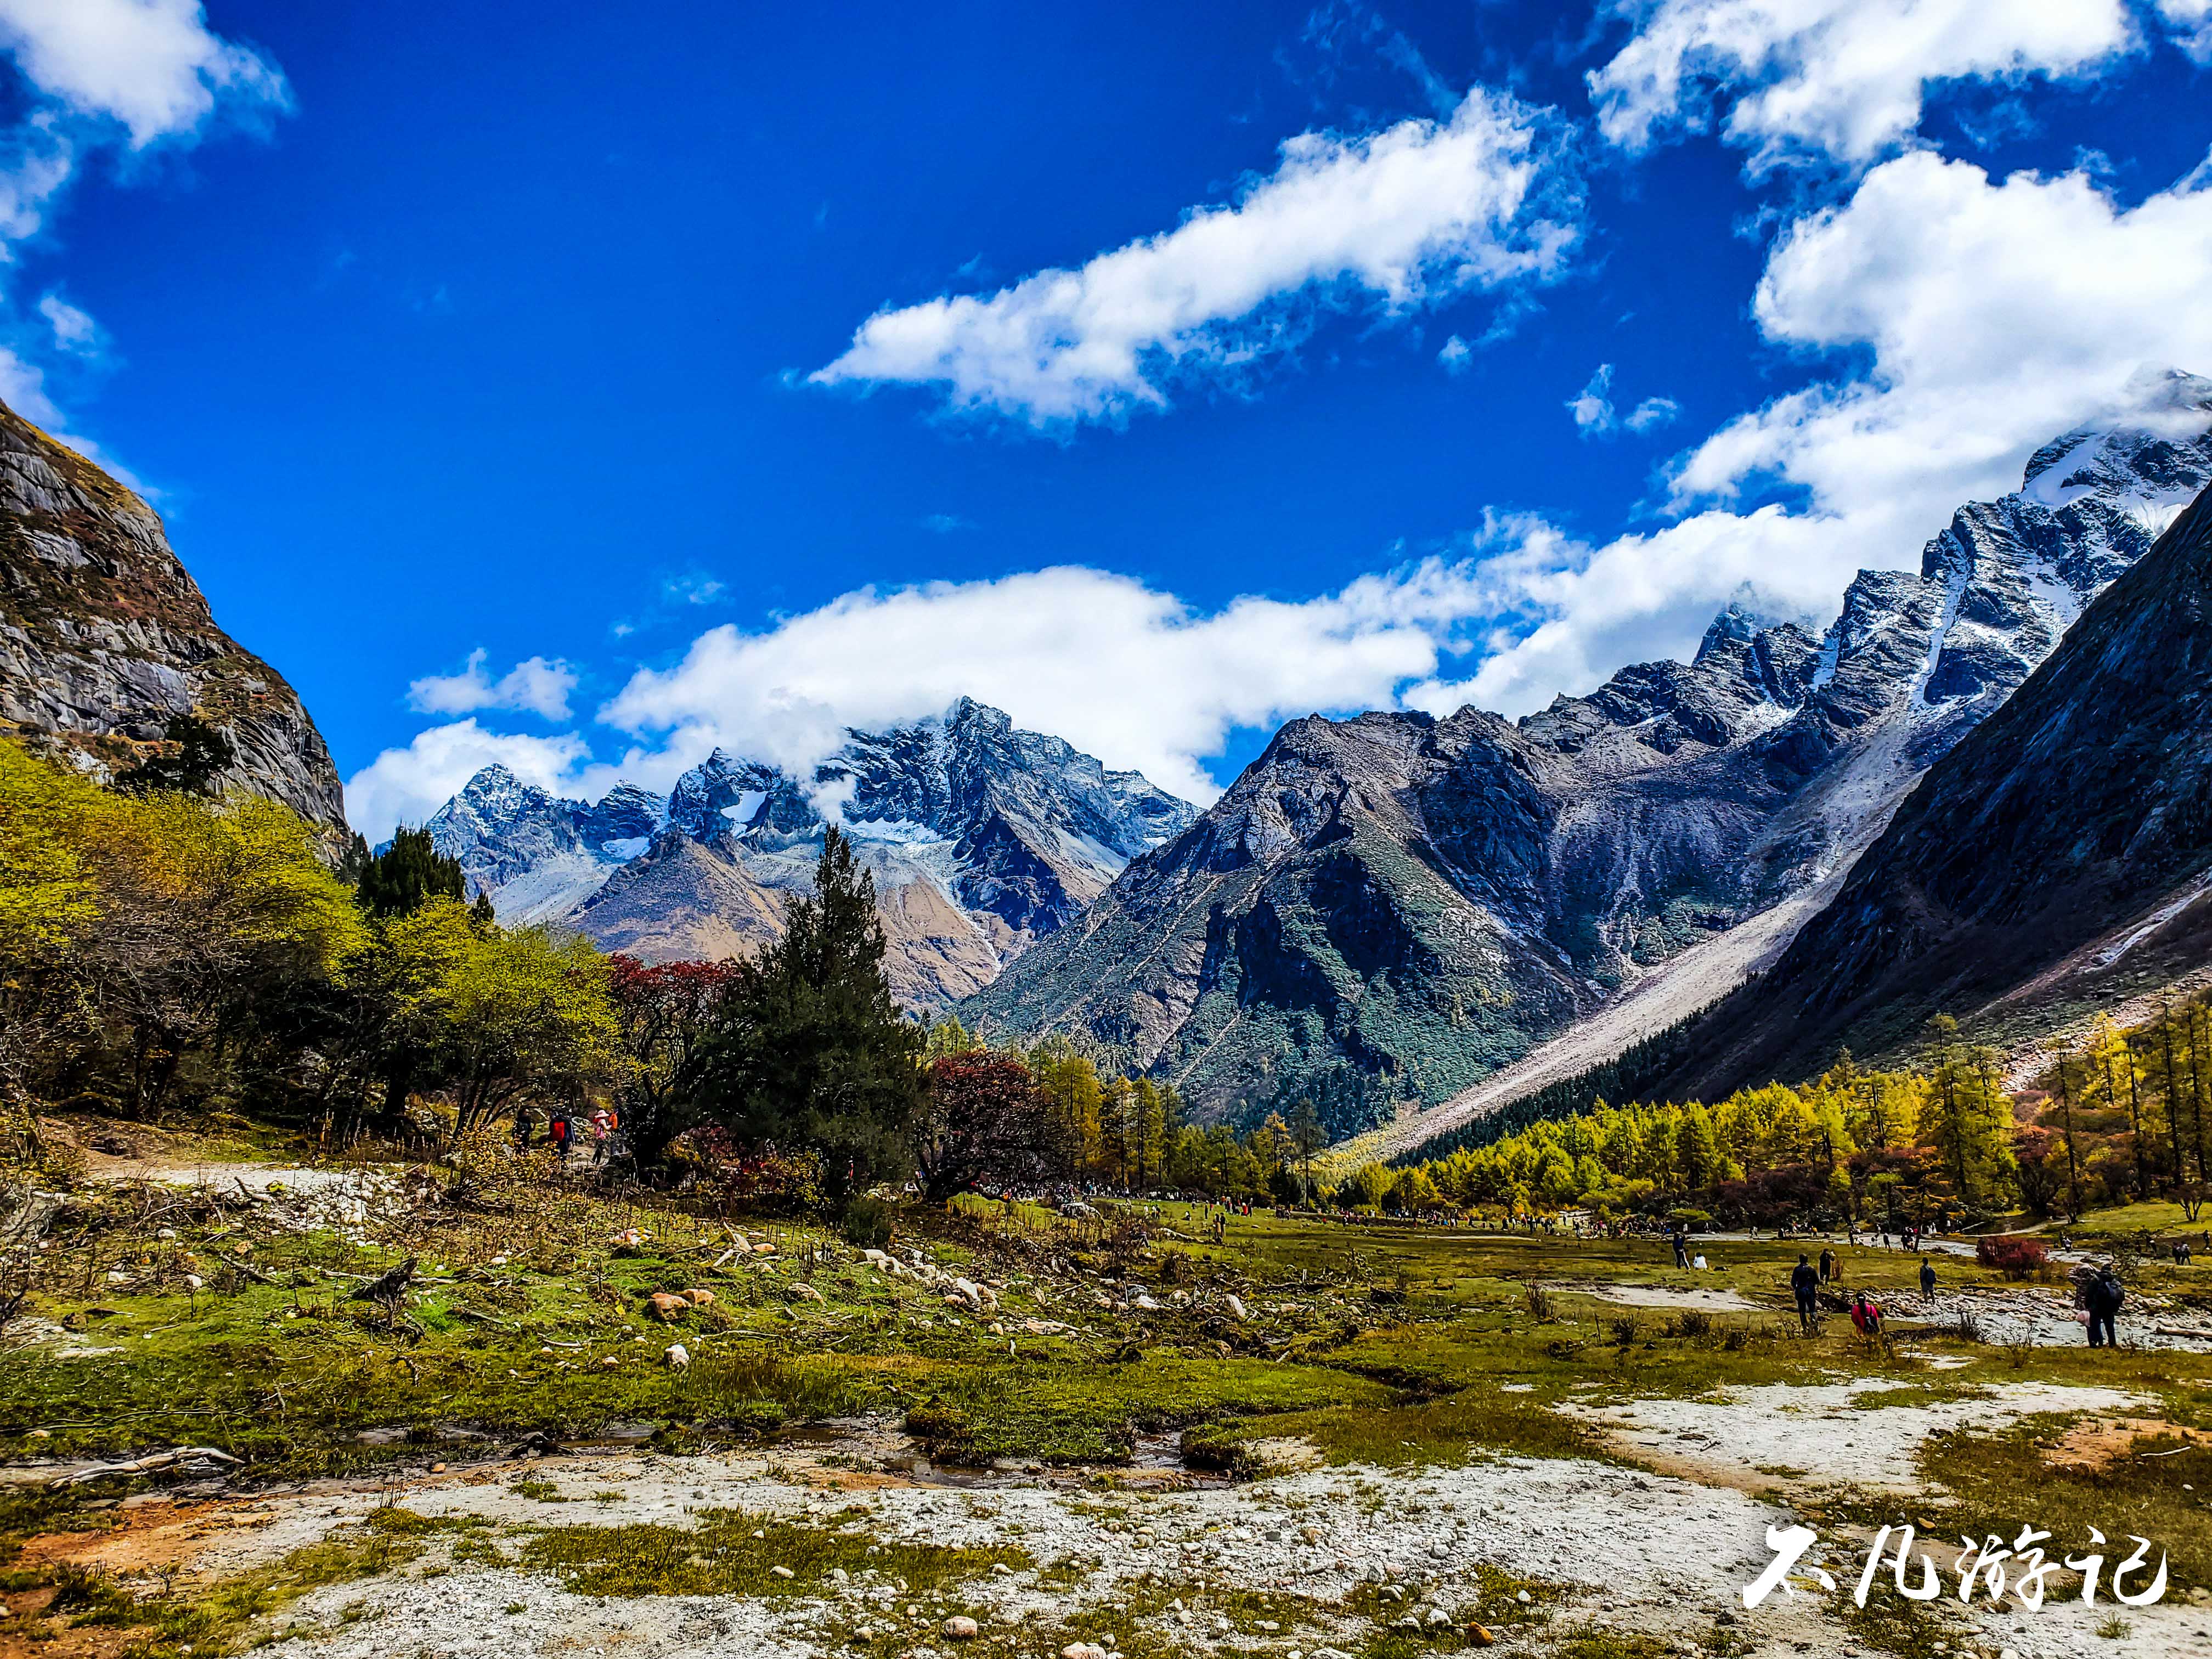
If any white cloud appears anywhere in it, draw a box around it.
[1429,145,2212,719]
[0,0,288,149]
[37,290,98,354]
[407,649,579,721]
[809,86,1580,427]
[662,572,726,606]
[1567,363,1616,433]
[1406,506,1844,718]
[0,1,287,466]
[1671,149,2212,518]
[1436,334,1472,374]
[599,562,1505,808]
[1589,0,2138,171]
[343,721,612,844]
[2157,0,2212,61]
[1565,366,1677,437]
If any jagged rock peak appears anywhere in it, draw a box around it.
[421,767,668,911]
[2020,369,2212,507]
[415,699,1198,1005]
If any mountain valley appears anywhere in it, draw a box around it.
[962,375,2212,1133]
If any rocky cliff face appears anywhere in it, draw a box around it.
[963,378,2212,1123]
[1659,474,2212,1097]
[421,698,1197,1009]
[0,398,345,829]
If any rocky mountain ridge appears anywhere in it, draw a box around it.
[1657,471,2212,1099]
[961,375,2212,1128]
[0,397,345,830]
[421,698,1198,1009]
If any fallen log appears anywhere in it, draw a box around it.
[52,1446,242,1488]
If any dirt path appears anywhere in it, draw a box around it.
[1562,1282,1763,1314]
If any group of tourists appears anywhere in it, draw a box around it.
[1790,1254,1897,1334]
[1786,1248,2131,1348]
[511,1104,620,1165]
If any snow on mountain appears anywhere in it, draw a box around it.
[416,701,1198,1009]
[420,766,659,926]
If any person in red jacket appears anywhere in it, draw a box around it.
[1849,1291,1883,1338]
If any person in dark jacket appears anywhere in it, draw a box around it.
[2084,1267,2125,1347]
[1791,1254,1819,1332]
[1818,1246,1837,1284]
[1918,1256,1937,1300]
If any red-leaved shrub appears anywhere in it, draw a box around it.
[1975,1235,2049,1279]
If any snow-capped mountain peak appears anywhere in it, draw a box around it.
[419,701,1198,1009]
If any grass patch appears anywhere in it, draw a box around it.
[49,1526,425,1657]
[1907,1413,2211,1592]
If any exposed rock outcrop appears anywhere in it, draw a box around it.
[0,398,345,829]
[1660,475,2212,1096]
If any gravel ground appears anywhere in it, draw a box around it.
[1562,1377,2137,1493]
[149,1421,2207,1659]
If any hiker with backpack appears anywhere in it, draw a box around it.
[1791,1253,1819,1333]
[1849,1291,1884,1339]
[2084,1265,2125,1348]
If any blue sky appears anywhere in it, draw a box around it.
[4,1,2210,834]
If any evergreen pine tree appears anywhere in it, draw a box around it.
[116,713,235,797]
[676,826,922,1201]
[357,827,466,917]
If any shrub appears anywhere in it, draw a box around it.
[1180,1424,1260,1477]
[1975,1236,2048,1280]
[841,1194,895,1249]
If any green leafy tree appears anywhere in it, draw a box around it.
[373,900,621,1135]
[1288,1097,1324,1204]
[1917,1017,2015,1211]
